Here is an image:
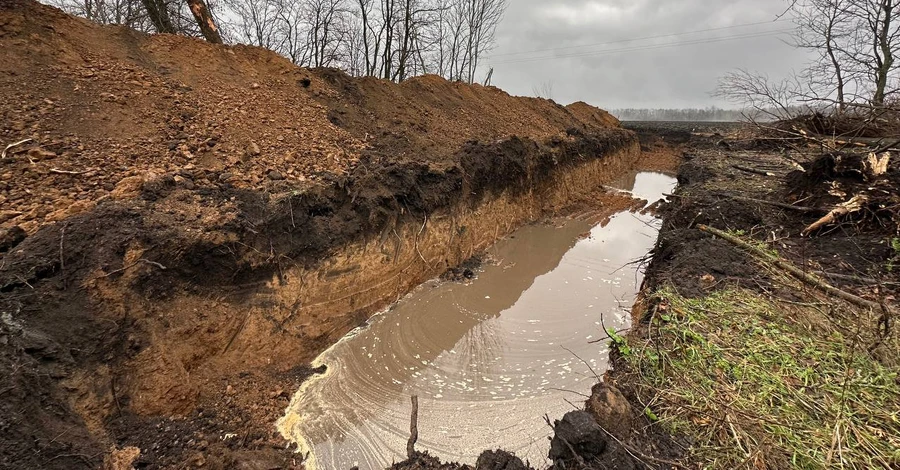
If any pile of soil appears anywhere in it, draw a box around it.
[0,0,617,236]
[0,2,638,469]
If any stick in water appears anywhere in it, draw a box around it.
[407,395,418,459]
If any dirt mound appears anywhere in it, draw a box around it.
[0,0,618,236]
[566,102,621,129]
[0,2,634,469]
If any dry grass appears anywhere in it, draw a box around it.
[623,282,900,469]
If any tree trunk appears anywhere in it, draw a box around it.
[140,0,175,33]
[874,0,895,106]
[186,0,223,44]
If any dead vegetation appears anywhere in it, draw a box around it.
[619,121,900,469]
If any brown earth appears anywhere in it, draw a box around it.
[0,2,647,469]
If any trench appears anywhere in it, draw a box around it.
[278,171,677,469]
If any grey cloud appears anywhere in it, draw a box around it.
[486,0,812,109]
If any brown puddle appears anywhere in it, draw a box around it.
[278,172,677,469]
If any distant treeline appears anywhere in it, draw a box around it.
[611,107,748,122]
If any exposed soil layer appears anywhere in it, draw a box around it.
[0,2,640,469]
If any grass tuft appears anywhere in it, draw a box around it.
[626,287,900,469]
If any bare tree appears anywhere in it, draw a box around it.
[719,0,900,112]
[793,0,857,110]
[55,0,508,83]
[846,0,900,106]
[532,80,554,100]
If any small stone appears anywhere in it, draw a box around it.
[218,172,233,182]
[111,176,144,200]
[267,170,284,181]
[247,141,261,157]
[174,175,195,190]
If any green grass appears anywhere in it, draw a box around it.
[624,287,900,469]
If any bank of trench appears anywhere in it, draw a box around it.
[279,171,677,469]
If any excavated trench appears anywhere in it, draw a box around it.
[0,130,661,469]
[278,171,677,469]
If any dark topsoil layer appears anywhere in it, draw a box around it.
[0,128,635,470]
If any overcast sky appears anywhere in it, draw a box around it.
[486,0,811,109]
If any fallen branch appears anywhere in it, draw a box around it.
[871,138,900,154]
[698,224,885,312]
[732,165,775,177]
[1,138,33,159]
[802,195,868,236]
[407,395,418,459]
[814,271,900,286]
[715,192,825,213]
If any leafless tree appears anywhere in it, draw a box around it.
[719,0,900,112]
[53,0,507,83]
[532,80,554,100]
[846,0,900,106]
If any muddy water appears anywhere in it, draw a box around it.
[279,172,677,469]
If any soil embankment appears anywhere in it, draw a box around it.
[1,2,638,468]
[607,122,900,469]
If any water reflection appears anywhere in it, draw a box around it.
[279,172,677,469]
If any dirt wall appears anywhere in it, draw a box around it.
[0,130,639,469]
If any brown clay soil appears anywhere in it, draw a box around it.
[0,2,645,469]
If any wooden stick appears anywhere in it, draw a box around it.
[714,192,825,213]
[49,168,87,175]
[732,165,775,177]
[698,224,884,312]
[407,395,418,459]
[1,138,32,159]
[814,271,900,286]
[802,195,867,235]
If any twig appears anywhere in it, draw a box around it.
[1,138,32,159]
[222,311,251,355]
[714,192,825,213]
[49,168,87,175]
[561,345,601,381]
[698,225,887,313]
[95,258,167,279]
[414,213,429,266]
[593,419,687,469]
[732,164,775,177]
[407,395,418,459]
